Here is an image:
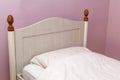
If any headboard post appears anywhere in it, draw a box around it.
[83,9,89,47]
[7,15,16,80]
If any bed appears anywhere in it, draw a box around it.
[7,9,120,80]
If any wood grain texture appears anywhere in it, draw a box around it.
[7,15,14,31]
[84,9,89,21]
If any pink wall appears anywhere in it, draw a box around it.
[105,0,120,60]
[0,0,109,80]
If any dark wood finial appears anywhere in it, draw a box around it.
[7,15,14,31]
[84,9,89,21]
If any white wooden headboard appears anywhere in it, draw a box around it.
[7,9,89,80]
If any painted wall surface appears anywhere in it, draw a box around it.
[0,0,109,80]
[105,0,120,60]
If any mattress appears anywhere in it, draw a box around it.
[23,64,44,80]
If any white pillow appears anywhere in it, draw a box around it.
[31,47,91,68]
[23,64,44,80]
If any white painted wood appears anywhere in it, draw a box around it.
[8,17,88,80]
[83,21,88,47]
[8,31,16,80]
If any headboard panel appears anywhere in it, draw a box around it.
[7,9,89,80]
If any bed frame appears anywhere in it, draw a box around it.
[7,9,89,80]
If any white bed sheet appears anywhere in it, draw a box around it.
[24,47,91,80]
[38,52,120,80]
[23,64,44,80]
[23,47,120,80]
